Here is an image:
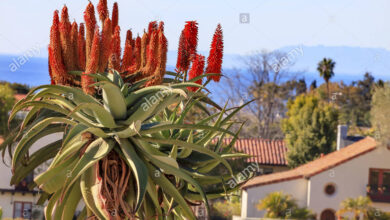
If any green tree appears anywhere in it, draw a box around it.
[0,84,15,135]
[337,196,372,220]
[257,191,315,219]
[282,94,338,167]
[317,58,336,100]
[371,82,390,145]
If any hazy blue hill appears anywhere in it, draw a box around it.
[0,45,389,88]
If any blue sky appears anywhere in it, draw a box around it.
[0,0,389,56]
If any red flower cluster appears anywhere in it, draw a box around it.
[175,22,224,84]
[206,24,223,82]
[48,0,223,95]
[176,21,198,73]
[187,54,205,92]
[48,0,168,94]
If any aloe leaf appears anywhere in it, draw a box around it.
[139,123,236,136]
[12,124,64,169]
[100,81,127,119]
[116,138,148,212]
[35,153,79,193]
[11,140,62,185]
[80,165,111,219]
[140,136,233,175]
[146,164,196,220]
[61,138,114,199]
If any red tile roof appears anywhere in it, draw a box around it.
[14,94,27,102]
[222,138,288,166]
[242,137,377,189]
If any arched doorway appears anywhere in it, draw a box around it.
[320,209,336,220]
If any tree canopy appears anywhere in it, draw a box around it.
[0,84,15,135]
[282,94,339,167]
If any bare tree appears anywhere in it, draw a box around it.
[221,50,303,139]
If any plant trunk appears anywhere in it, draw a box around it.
[98,151,134,219]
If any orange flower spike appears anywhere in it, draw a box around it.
[49,10,68,85]
[132,35,142,71]
[175,31,185,72]
[60,5,75,70]
[82,29,100,94]
[147,21,157,34]
[184,21,198,58]
[126,29,132,43]
[111,2,119,34]
[108,26,121,71]
[143,30,158,75]
[187,54,205,92]
[98,17,112,72]
[121,30,133,72]
[145,22,168,87]
[140,32,148,68]
[48,45,55,85]
[84,2,96,62]
[78,23,86,70]
[70,22,80,70]
[206,24,223,82]
[97,0,108,22]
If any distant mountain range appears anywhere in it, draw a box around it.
[0,45,389,87]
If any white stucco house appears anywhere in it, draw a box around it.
[0,133,63,219]
[238,136,390,220]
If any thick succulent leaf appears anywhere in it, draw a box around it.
[116,138,148,212]
[137,144,210,217]
[139,136,233,175]
[61,138,114,199]
[100,81,127,119]
[54,180,82,220]
[11,140,62,185]
[45,190,61,220]
[125,85,173,107]
[146,164,196,220]
[12,124,64,169]
[35,153,79,193]
[70,103,118,128]
[139,123,236,136]
[62,124,88,147]
[80,165,111,219]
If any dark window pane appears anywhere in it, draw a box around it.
[383,171,390,193]
[369,170,379,186]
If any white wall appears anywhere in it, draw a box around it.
[0,133,62,189]
[308,146,390,215]
[0,192,40,219]
[241,178,309,218]
[0,133,63,218]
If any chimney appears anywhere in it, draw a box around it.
[337,125,348,150]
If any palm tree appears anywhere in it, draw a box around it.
[338,196,372,220]
[257,191,315,219]
[317,58,336,101]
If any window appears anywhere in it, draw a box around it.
[13,201,32,219]
[15,172,33,191]
[324,183,336,195]
[368,168,390,202]
[320,209,336,220]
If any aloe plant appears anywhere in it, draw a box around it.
[1,1,248,219]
